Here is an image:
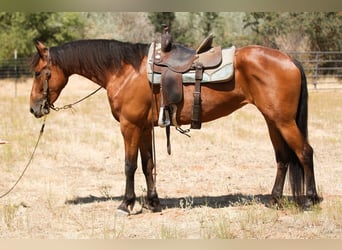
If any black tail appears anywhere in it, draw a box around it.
[294,59,308,139]
[288,59,308,202]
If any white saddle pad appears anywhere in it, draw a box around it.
[147,42,235,84]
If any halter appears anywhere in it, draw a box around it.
[38,46,103,113]
[40,47,51,114]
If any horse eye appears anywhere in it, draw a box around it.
[35,71,41,77]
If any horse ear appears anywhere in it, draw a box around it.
[34,40,49,59]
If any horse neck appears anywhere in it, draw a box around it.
[52,48,109,87]
[62,63,108,88]
[52,40,149,88]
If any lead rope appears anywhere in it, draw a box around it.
[0,83,103,199]
[50,86,103,111]
[0,116,47,198]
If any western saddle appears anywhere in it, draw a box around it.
[151,26,223,129]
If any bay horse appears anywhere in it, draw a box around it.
[29,39,321,214]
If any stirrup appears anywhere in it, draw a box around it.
[158,106,171,127]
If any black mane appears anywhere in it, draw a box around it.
[31,39,149,77]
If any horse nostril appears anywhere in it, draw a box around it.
[30,107,34,114]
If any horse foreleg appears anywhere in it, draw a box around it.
[139,129,162,212]
[117,122,140,215]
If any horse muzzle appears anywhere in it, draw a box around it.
[30,99,50,118]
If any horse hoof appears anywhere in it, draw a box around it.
[149,204,162,213]
[146,197,162,212]
[303,195,323,211]
[116,208,130,216]
[266,197,282,209]
[117,202,132,216]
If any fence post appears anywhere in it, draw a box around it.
[14,49,18,97]
[313,52,319,89]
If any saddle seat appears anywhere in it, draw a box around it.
[154,34,219,73]
[147,33,235,129]
[155,44,196,73]
[151,35,223,106]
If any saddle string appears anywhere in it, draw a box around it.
[176,127,191,137]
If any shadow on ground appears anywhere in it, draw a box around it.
[65,193,282,209]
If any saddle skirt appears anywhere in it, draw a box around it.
[147,42,235,84]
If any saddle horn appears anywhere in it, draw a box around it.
[161,24,172,53]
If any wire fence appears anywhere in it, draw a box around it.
[285,51,342,88]
[1,51,341,88]
[0,58,32,79]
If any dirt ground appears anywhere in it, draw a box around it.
[0,76,341,239]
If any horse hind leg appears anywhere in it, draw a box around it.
[265,119,294,208]
[276,120,321,209]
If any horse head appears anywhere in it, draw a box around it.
[29,40,67,118]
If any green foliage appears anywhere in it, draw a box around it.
[197,12,231,48]
[147,12,175,33]
[299,12,342,51]
[197,12,221,37]
[147,12,233,48]
[0,12,86,59]
[242,12,341,75]
[171,13,198,46]
[242,12,341,51]
[0,11,340,63]
[243,12,289,48]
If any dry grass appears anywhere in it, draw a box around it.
[0,76,341,238]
